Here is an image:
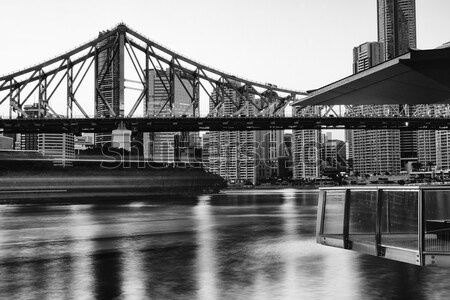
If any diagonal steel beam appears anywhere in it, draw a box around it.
[127,88,147,118]
[74,56,95,95]
[96,86,117,117]
[70,94,89,118]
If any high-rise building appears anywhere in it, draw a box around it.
[378,0,418,169]
[143,69,199,163]
[254,96,285,182]
[436,131,450,170]
[95,31,124,146]
[255,130,284,181]
[292,106,321,179]
[350,106,401,175]
[353,42,385,73]
[278,133,293,179]
[418,129,436,169]
[348,1,417,175]
[419,105,450,171]
[377,0,416,60]
[202,133,210,171]
[208,81,256,184]
[345,129,354,172]
[322,133,347,174]
[415,44,450,171]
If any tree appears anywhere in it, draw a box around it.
[412,162,423,171]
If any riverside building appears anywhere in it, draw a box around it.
[208,81,256,184]
[292,106,321,179]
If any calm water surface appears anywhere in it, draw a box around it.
[1,189,450,299]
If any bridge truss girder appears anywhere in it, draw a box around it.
[0,24,306,122]
[2,115,450,135]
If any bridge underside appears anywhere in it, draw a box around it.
[293,46,450,107]
[1,116,450,134]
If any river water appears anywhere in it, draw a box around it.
[1,189,450,300]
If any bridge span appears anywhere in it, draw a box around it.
[2,115,450,134]
[1,24,449,134]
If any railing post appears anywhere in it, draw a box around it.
[418,188,424,266]
[376,189,385,256]
[343,189,351,249]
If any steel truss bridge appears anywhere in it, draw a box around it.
[1,23,449,134]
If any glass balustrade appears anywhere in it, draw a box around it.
[317,186,450,266]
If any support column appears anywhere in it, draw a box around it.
[67,60,73,118]
[94,47,99,117]
[192,70,199,117]
[38,70,47,118]
[145,46,150,117]
[169,58,175,115]
[118,28,125,117]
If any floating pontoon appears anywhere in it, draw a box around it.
[316,186,450,266]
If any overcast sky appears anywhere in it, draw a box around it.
[1,0,449,138]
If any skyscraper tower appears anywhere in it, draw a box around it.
[377,0,416,60]
[292,106,321,180]
[348,0,418,175]
[349,43,401,175]
[95,30,125,146]
[353,42,385,73]
[378,0,417,170]
[208,82,256,184]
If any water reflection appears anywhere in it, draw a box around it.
[195,195,219,299]
[280,189,302,299]
[120,234,147,299]
[68,205,95,299]
[1,189,450,299]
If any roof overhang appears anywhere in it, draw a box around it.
[293,47,450,107]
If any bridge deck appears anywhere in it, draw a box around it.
[1,116,450,133]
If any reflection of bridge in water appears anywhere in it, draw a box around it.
[1,24,450,133]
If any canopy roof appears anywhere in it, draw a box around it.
[293,46,450,107]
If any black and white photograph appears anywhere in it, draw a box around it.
[1,0,450,299]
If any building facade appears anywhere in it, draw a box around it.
[378,0,418,169]
[292,106,321,179]
[377,0,416,60]
[208,82,257,184]
[202,133,210,171]
[143,69,200,163]
[353,42,385,73]
[20,104,41,150]
[348,1,417,175]
[38,133,75,167]
[95,32,124,146]
[321,133,347,175]
[254,96,285,182]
